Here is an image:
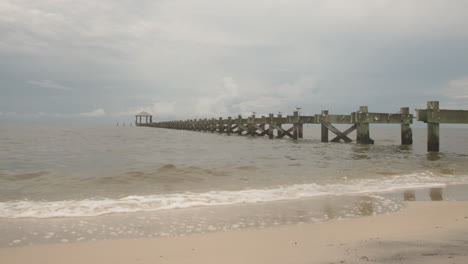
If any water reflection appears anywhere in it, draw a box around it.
[350,145,371,160]
[426,152,442,161]
[430,188,443,201]
[323,203,335,219]
[397,145,412,152]
[403,190,416,201]
[401,188,444,201]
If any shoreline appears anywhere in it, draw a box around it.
[1,184,468,248]
[1,201,468,263]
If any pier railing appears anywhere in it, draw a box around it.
[137,101,468,152]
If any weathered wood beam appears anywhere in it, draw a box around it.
[324,123,353,143]
[351,112,413,124]
[218,117,223,133]
[427,101,440,152]
[330,124,356,143]
[248,115,256,136]
[320,110,329,142]
[315,114,352,124]
[400,107,413,145]
[276,114,283,138]
[268,113,274,139]
[238,124,249,135]
[252,124,267,135]
[272,125,294,139]
[355,106,375,145]
[292,111,299,140]
[416,109,468,124]
[226,117,232,135]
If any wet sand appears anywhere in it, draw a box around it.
[1,201,467,264]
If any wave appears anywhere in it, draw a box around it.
[0,172,465,219]
[0,171,49,181]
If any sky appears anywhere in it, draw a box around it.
[1,0,468,124]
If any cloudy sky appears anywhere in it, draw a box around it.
[1,0,468,124]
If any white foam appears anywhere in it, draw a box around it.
[0,172,466,219]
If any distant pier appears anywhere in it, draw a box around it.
[136,101,468,153]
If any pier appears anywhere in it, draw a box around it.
[137,101,468,152]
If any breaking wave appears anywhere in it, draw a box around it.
[1,171,465,219]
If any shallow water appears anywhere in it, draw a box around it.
[0,124,467,218]
[1,185,467,247]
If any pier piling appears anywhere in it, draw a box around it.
[268,113,274,139]
[400,107,413,145]
[277,113,283,138]
[292,111,299,140]
[426,101,440,152]
[356,106,375,145]
[321,110,329,143]
[227,117,232,135]
[218,117,223,134]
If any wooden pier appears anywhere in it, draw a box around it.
[137,101,468,152]
[416,101,468,152]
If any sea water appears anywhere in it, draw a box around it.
[0,124,467,246]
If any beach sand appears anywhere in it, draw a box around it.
[1,201,468,264]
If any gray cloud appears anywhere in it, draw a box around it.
[28,80,72,90]
[1,0,467,124]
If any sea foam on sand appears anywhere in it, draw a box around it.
[1,201,468,264]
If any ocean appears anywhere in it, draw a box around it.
[0,124,467,246]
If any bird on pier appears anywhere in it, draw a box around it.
[294,107,302,116]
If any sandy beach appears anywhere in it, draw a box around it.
[1,201,467,264]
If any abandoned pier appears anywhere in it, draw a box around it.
[135,101,468,152]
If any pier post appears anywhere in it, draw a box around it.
[298,112,303,139]
[427,101,440,152]
[218,117,223,133]
[356,106,374,144]
[268,113,274,139]
[321,110,329,143]
[135,116,138,125]
[260,116,266,135]
[237,115,243,135]
[227,117,232,135]
[292,111,299,140]
[400,107,413,145]
[250,114,256,136]
[277,113,283,138]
